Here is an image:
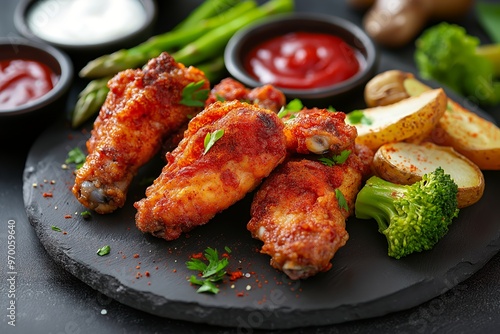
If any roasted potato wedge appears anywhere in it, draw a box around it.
[364,70,500,170]
[373,141,485,208]
[429,100,500,170]
[347,88,447,151]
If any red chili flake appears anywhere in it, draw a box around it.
[145,271,150,277]
[133,253,140,258]
[190,252,203,259]
[222,253,230,258]
[135,265,140,269]
[229,271,244,281]
[172,269,177,273]
[236,292,245,297]
[42,192,53,197]
[64,214,72,219]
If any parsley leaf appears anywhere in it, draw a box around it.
[277,98,303,119]
[66,147,86,169]
[335,189,349,211]
[51,226,62,232]
[186,247,230,294]
[180,80,209,107]
[318,150,351,166]
[347,110,373,125]
[96,245,111,256]
[203,129,224,154]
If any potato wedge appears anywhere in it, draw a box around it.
[364,70,500,170]
[429,100,500,170]
[347,88,447,151]
[373,142,485,208]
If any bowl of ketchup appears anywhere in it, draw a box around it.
[224,13,379,108]
[0,37,73,139]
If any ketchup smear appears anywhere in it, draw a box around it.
[0,59,58,110]
[244,32,361,90]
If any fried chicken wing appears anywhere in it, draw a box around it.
[134,100,287,241]
[72,52,208,214]
[283,107,358,154]
[161,78,286,154]
[248,108,373,280]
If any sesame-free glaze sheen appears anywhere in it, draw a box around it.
[244,32,361,90]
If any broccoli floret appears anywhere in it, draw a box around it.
[354,167,459,259]
[415,22,500,106]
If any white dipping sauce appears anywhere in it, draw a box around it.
[26,0,147,45]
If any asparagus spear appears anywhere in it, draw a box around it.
[71,77,111,128]
[173,0,242,32]
[172,0,294,66]
[79,0,257,78]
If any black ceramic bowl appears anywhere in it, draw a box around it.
[0,37,73,140]
[13,0,157,66]
[224,13,379,108]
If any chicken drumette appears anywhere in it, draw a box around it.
[248,108,373,280]
[72,52,208,214]
[134,100,287,241]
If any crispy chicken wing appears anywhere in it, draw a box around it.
[72,52,208,214]
[283,107,358,154]
[248,108,373,280]
[161,78,286,154]
[134,100,287,240]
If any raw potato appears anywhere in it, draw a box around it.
[373,142,485,208]
[347,88,447,151]
[364,70,500,170]
[362,0,473,47]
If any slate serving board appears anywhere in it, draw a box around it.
[22,100,500,330]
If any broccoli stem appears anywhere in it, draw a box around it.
[476,44,500,77]
[354,177,406,233]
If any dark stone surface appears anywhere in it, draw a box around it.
[2,1,500,333]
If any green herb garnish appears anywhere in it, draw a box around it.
[180,80,209,107]
[96,245,111,256]
[318,150,351,167]
[51,226,62,232]
[335,189,349,211]
[80,211,92,219]
[186,247,230,294]
[65,147,86,169]
[203,129,224,154]
[347,110,373,125]
[277,98,303,119]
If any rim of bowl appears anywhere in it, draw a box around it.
[224,13,379,99]
[13,0,157,52]
[0,37,74,117]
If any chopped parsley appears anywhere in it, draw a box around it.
[203,129,224,154]
[51,225,62,232]
[180,80,209,107]
[96,245,111,256]
[347,110,373,125]
[335,189,349,211]
[65,147,86,169]
[318,150,351,166]
[186,247,230,294]
[277,98,304,119]
[80,211,92,219]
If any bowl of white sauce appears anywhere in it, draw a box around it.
[14,0,157,63]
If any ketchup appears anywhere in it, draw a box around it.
[0,59,58,110]
[244,32,361,90]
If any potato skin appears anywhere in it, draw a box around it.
[372,142,485,208]
[352,88,447,151]
[429,100,500,170]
